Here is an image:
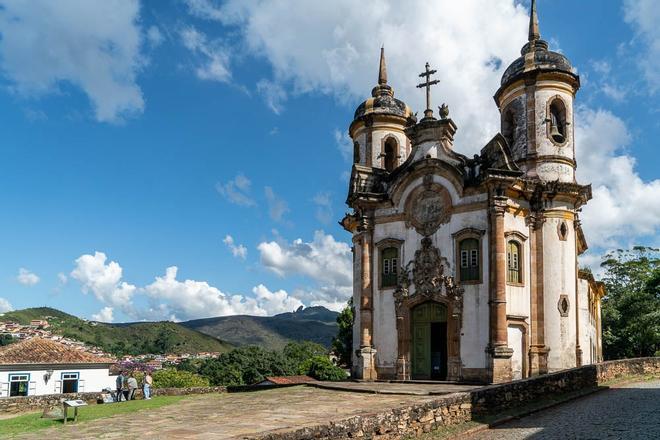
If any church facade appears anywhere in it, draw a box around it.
[341,1,604,384]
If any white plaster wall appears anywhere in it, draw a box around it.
[1,366,114,397]
[578,279,599,365]
[354,132,367,166]
[508,326,524,380]
[543,214,577,371]
[534,86,575,183]
[504,212,531,318]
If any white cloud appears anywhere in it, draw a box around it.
[576,107,660,249]
[223,234,248,260]
[257,79,287,114]
[216,174,256,206]
[0,0,145,123]
[188,0,531,152]
[146,25,164,47]
[252,284,303,315]
[0,297,13,313]
[144,266,265,321]
[334,129,353,163]
[16,268,39,286]
[312,191,334,225]
[624,0,660,93]
[257,230,352,308]
[70,252,137,315]
[92,306,114,323]
[180,25,231,83]
[57,272,68,285]
[264,186,289,222]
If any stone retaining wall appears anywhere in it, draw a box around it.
[0,386,227,414]
[257,357,660,440]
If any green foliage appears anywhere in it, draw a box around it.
[283,341,327,371]
[152,368,210,388]
[0,334,16,346]
[331,298,354,367]
[197,345,294,386]
[601,247,660,360]
[300,356,347,381]
[0,307,232,356]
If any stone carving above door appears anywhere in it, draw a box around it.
[405,176,452,237]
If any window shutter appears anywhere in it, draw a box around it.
[460,250,468,268]
[0,382,8,397]
[28,381,36,395]
[78,379,85,392]
[55,380,62,394]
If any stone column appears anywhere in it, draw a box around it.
[574,219,583,367]
[528,214,549,375]
[488,195,513,383]
[357,216,377,381]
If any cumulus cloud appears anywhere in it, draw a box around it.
[180,25,231,83]
[57,272,68,285]
[624,0,660,93]
[0,297,13,313]
[0,0,145,122]
[92,306,114,323]
[16,268,40,286]
[257,230,352,308]
[146,25,164,47]
[264,186,290,222]
[334,129,353,163]
[187,0,530,151]
[223,234,248,259]
[252,284,303,315]
[70,252,137,315]
[576,107,660,251]
[216,174,256,206]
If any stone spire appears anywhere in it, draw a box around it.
[378,46,387,85]
[529,0,540,42]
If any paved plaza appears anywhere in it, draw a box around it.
[467,378,660,439]
[8,386,439,439]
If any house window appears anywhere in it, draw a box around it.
[459,238,480,282]
[62,372,79,393]
[507,241,522,284]
[384,138,398,172]
[381,247,399,288]
[9,374,29,397]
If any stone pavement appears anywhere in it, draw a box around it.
[310,381,480,395]
[8,386,440,440]
[467,378,660,439]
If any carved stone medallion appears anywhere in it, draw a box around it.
[409,189,451,236]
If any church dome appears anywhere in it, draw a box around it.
[352,48,416,124]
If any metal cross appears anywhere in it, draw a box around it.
[417,62,440,119]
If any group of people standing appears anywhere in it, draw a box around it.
[115,371,153,402]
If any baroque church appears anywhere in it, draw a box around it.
[341,1,605,384]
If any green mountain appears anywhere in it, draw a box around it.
[182,306,340,350]
[0,307,233,356]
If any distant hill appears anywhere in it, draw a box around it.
[0,307,233,356]
[182,306,340,350]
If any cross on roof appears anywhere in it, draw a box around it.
[417,62,440,119]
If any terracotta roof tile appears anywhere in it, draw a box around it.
[0,338,115,365]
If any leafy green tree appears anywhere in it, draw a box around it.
[198,346,295,386]
[601,247,660,359]
[331,298,354,367]
[299,356,347,381]
[283,341,328,372]
[152,368,210,388]
[0,334,16,346]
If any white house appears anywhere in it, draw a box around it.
[0,337,116,397]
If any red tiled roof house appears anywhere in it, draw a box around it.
[0,338,116,398]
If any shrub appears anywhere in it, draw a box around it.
[300,356,347,381]
[198,346,295,386]
[152,368,210,388]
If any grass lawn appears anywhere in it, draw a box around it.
[0,396,187,438]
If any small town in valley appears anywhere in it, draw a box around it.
[0,1,658,439]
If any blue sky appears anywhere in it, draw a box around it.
[0,0,658,323]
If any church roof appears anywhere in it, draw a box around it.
[353,48,416,123]
[0,337,115,365]
[499,0,578,90]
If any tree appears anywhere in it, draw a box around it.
[601,247,660,359]
[152,368,210,388]
[283,341,328,372]
[197,346,295,386]
[0,334,16,346]
[331,298,354,368]
[299,356,347,381]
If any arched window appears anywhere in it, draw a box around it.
[353,142,360,164]
[384,137,398,172]
[558,221,569,241]
[381,247,399,288]
[459,238,480,282]
[548,98,567,144]
[507,240,522,284]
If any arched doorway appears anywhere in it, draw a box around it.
[411,302,448,380]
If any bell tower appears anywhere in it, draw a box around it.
[494,0,580,183]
